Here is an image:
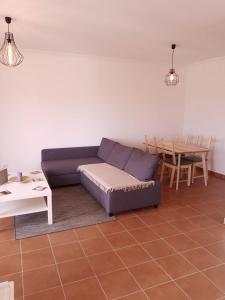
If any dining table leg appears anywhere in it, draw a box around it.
[176,153,181,190]
[202,152,208,186]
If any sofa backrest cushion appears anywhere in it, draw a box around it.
[97,138,117,161]
[124,148,159,181]
[106,143,133,169]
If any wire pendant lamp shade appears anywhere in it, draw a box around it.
[165,44,179,86]
[0,17,24,67]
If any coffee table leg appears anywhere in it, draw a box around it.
[47,193,53,224]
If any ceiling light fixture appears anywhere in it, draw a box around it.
[0,17,24,67]
[165,44,179,86]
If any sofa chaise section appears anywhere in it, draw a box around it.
[80,169,160,215]
[41,146,103,187]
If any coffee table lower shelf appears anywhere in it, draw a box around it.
[0,197,48,219]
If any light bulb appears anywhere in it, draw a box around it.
[169,73,174,81]
[7,41,13,66]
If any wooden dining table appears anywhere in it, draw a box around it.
[145,141,209,190]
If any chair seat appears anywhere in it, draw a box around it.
[164,158,192,166]
[185,155,202,163]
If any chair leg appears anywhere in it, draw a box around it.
[187,166,191,186]
[206,161,209,181]
[160,163,165,183]
[192,165,196,183]
[170,167,175,188]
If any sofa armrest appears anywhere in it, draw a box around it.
[41,146,99,161]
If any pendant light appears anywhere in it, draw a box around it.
[165,44,179,86]
[0,17,24,67]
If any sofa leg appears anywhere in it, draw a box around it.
[154,204,158,208]
[108,213,114,217]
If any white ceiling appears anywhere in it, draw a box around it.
[1,0,225,64]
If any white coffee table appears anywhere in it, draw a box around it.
[0,281,14,300]
[0,171,53,224]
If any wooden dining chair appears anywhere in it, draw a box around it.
[160,141,192,188]
[188,136,212,183]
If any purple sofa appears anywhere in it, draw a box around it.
[41,138,160,215]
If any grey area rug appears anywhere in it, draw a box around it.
[15,185,115,239]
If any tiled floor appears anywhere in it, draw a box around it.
[1,176,225,299]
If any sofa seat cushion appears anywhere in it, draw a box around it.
[41,157,104,176]
[78,163,155,193]
[106,143,133,169]
[124,148,159,181]
[97,138,117,161]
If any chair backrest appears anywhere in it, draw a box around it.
[199,136,212,149]
[187,135,200,145]
[185,135,192,144]
[144,135,160,154]
[174,135,186,143]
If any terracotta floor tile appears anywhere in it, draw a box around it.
[142,239,175,258]
[24,286,65,300]
[119,216,145,230]
[106,232,137,249]
[49,229,76,245]
[165,233,200,252]
[206,241,225,262]
[169,219,196,233]
[128,227,158,243]
[81,237,111,255]
[0,239,20,257]
[98,269,139,299]
[75,225,102,240]
[97,221,125,235]
[22,247,55,271]
[0,229,15,242]
[64,277,106,300]
[0,272,23,298]
[207,211,225,224]
[204,264,225,293]
[23,265,60,296]
[157,254,197,279]
[140,214,166,226]
[119,291,148,299]
[129,260,170,289]
[158,208,186,221]
[206,225,225,241]
[186,229,220,246]
[58,257,94,284]
[135,207,159,217]
[0,217,14,229]
[88,251,123,275]
[117,212,137,220]
[21,235,50,252]
[175,207,201,218]
[53,242,84,263]
[176,272,223,300]
[182,247,222,270]
[188,216,219,228]
[116,245,150,267]
[150,223,180,237]
[0,254,21,276]
[145,281,188,300]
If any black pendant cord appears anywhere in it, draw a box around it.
[172,49,174,70]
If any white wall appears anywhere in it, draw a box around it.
[183,57,225,174]
[0,50,185,171]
